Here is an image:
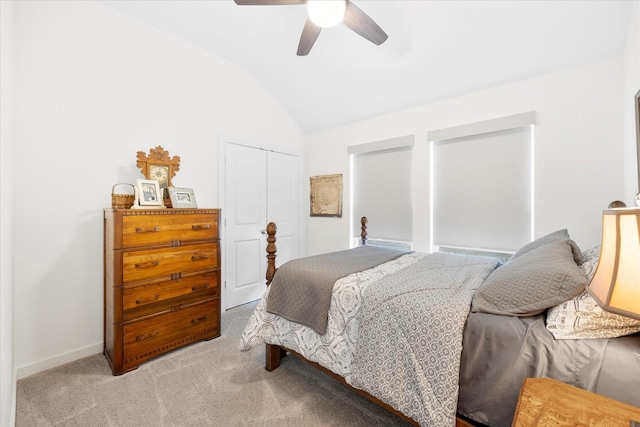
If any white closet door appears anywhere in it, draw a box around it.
[225,143,268,309]
[224,143,300,309]
[267,151,299,267]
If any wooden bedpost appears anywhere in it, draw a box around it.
[360,216,368,246]
[265,222,277,286]
[265,221,285,370]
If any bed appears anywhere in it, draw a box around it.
[240,219,640,426]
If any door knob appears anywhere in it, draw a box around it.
[261,229,267,235]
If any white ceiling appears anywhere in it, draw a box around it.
[105,0,635,133]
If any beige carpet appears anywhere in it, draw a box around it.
[16,300,412,426]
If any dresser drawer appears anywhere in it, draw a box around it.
[122,243,218,283]
[123,300,218,366]
[122,213,218,247]
[122,271,219,321]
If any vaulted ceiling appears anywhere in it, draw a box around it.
[106,0,634,133]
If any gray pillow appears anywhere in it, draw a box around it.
[472,239,587,316]
[510,229,582,264]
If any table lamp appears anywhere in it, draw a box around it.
[587,203,640,320]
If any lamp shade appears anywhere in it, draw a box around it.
[587,207,640,320]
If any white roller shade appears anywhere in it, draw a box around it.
[430,114,534,252]
[350,136,413,243]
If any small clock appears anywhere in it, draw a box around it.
[149,164,169,187]
[136,146,180,189]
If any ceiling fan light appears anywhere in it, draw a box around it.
[307,0,346,28]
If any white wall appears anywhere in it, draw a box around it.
[623,3,640,201]
[306,56,627,256]
[1,2,17,426]
[10,0,304,380]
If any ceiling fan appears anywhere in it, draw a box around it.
[233,0,388,56]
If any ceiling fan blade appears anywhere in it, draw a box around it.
[234,0,305,5]
[297,18,321,56]
[343,1,388,45]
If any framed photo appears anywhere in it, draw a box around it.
[136,179,164,207]
[310,174,342,217]
[169,187,198,209]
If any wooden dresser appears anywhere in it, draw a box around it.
[104,208,221,375]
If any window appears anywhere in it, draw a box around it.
[349,136,414,249]
[429,112,535,254]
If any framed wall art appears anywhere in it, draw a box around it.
[169,187,198,209]
[310,174,342,217]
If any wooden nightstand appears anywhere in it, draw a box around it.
[512,377,640,427]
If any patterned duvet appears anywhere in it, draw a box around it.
[240,251,500,426]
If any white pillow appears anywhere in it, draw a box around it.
[546,246,640,339]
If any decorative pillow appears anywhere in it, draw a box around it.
[510,229,582,264]
[546,245,640,339]
[472,239,586,316]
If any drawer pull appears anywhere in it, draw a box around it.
[192,224,211,231]
[191,254,210,261]
[191,314,209,324]
[191,283,210,292]
[135,226,160,233]
[136,330,159,342]
[135,295,160,305]
[134,260,159,269]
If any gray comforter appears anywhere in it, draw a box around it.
[266,245,409,334]
[350,253,500,426]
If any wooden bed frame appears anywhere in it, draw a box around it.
[262,217,476,427]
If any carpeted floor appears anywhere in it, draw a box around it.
[16,300,412,426]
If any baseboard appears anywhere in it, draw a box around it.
[16,342,103,380]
